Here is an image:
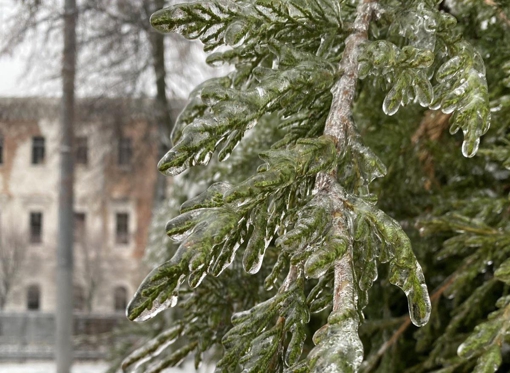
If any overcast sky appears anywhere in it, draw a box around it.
[0,54,38,97]
[0,0,229,99]
[0,0,57,97]
[0,0,26,96]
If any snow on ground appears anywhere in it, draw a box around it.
[0,360,207,373]
[0,361,109,373]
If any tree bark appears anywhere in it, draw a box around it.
[315,0,378,317]
[146,0,173,205]
[56,0,77,371]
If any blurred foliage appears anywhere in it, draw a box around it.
[110,0,510,372]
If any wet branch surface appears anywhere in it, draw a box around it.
[315,0,379,321]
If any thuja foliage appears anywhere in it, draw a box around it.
[119,0,510,372]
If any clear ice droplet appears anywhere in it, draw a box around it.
[462,137,480,158]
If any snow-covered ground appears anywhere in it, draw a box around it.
[0,362,110,373]
[0,360,206,373]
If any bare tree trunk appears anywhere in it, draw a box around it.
[0,229,28,310]
[56,0,77,371]
[146,0,172,205]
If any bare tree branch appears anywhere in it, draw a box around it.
[0,227,28,310]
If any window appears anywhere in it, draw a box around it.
[114,286,127,312]
[74,212,86,243]
[75,136,88,165]
[30,212,43,244]
[32,136,45,164]
[0,136,3,164]
[115,213,129,244]
[118,137,132,166]
[27,285,40,310]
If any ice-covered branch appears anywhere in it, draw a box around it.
[307,2,378,372]
[316,0,378,318]
[322,0,378,152]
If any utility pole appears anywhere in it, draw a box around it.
[56,0,77,371]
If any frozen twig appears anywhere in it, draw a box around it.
[280,264,300,293]
[315,0,378,317]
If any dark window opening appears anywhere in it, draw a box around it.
[32,136,45,164]
[75,136,88,165]
[118,137,132,166]
[27,285,40,311]
[30,212,43,244]
[114,286,127,312]
[74,212,86,243]
[115,213,129,244]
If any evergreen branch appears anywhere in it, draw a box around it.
[306,2,378,372]
[361,264,470,373]
[319,0,377,154]
[317,0,378,320]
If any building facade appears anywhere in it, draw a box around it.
[0,97,176,317]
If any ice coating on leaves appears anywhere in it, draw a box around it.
[128,207,244,321]
[180,182,232,213]
[165,209,207,242]
[127,257,186,322]
[143,343,199,373]
[458,321,501,359]
[473,345,502,373]
[350,195,431,327]
[158,132,211,176]
[358,1,490,158]
[276,192,333,255]
[157,58,336,176]
[217,270,309,373]
[388,3,438,51]
[308,252,362,373]
[308,319,363,373]
[494,259,510,284]
[239,327,281,373]
[348,132,387,185]
[225,137,336,203]
[304,234,348,279]
[433,42,490,158]
[137,0,448,370]
[121,325,183,373]
[224,21,248,47]
[360,2,439,117]
[456,295,510,370]
[306,271,333,315]
[243,201,271,274]
[390,265,431,327]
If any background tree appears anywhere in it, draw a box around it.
[117,0,510,372]
[116,1,510,371]
[2,0,227,213]
[74,234,104,313]
[0,228,28,310]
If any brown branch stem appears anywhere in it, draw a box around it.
[314,0,379,317]
[280,264,300,293]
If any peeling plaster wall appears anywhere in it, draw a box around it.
[0,98,165,314]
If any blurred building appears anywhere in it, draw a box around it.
[0,97,180,359]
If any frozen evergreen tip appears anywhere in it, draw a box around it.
[122,0,507,371]
[359,2,490,158]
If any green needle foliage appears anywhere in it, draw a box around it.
[118,0,510,372]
